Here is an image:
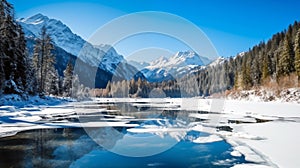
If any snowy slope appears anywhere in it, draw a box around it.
[208,57,226,67]
[128,60,150,71]
[17,14,124,74]
[146,51,210,69]
[141,51,213,82]
[18,14,85,56]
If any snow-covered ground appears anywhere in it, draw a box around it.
[0,97,299,168]
[189,99,300,168]
[0,94,72,107]
[227,88,300,103]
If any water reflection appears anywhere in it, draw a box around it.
[0,101,249,167]
[0,128,248,168]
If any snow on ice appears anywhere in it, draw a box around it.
[0,97,299,167]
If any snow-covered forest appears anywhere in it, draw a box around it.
[1,0,300,102]
[0,0,84,99]
[94,21,300,99]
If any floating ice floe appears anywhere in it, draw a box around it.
[193,134,223,143]
[233,145,265,163]
[10,116,42,122]
[231,163,273,168]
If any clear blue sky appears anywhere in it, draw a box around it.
[10,0,300,61]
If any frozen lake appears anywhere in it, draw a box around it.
[1,98,299,167]
[0,128,247,168]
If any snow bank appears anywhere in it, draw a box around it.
[0,94,72,107]
[215,100,300,168]
[1,97,300,168]
[231,164,273,168]
[227,88,300,103]
[231,122,300,168]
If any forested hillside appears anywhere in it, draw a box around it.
[195,21,300,95]
[0,0,85,98]
[94,21,300,98]
[0,0,32,95]
[1,0,300,100]
[181,20,300,97]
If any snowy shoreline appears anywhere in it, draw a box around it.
[227,88,300,104]
[0,96,299,168]
[0,94,74,107]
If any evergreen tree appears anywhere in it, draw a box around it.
[129,78,137,95]
[278,35,293,77]
[0,0,31,94]
[24,55,38,95]
[62,62,73,96]
[295,29,300,81]
[234,71,240,90]
[262,54,271,80]
[241,56,252,89]
[251,56,262,86]
[33,26,57,94]
[0,47,4,95]
[45,67,59,95]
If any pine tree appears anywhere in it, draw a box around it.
[45,67,59,95]
[241,56,252,89]
[295,29,300,81]
[24,55,38,95]
[234,71,240,90]
[0,0,31,94]
[262,54,271,80]
[129,78,137,95]
[0,30,4,95]
[33,26,57,94]
[63,62,73,96]
[251,57,261,86]
[278,35,293,77]
[0,47,4,95]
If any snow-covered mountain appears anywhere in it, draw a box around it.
[128,60,150,71]
[18,13,124,74]
[208,57,226,67]
[18,14,85,56]
[141,51,213,82]
[18,14,145,87]
[18,13,218,85]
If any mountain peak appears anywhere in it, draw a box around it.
[19,13,49,24]
[174,51,197,58]
[18,13,125,73]
[142,50,213,82]
[149,56,168,67]
[18,14,84,56]
[209,57,226,67]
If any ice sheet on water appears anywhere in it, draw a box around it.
[192,134,223,143]
[230,150,242,157]
[231,164,273,168]
[10,116,42,122]
[233,146,265,163]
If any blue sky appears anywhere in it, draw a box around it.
[10,0,300,61]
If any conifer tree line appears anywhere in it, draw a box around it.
[0,0,31,95]
[1,0,300,99]
[176,21,300,96]
[0,0,85,98]
[92,78,182,98]
[96,21,300,98]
